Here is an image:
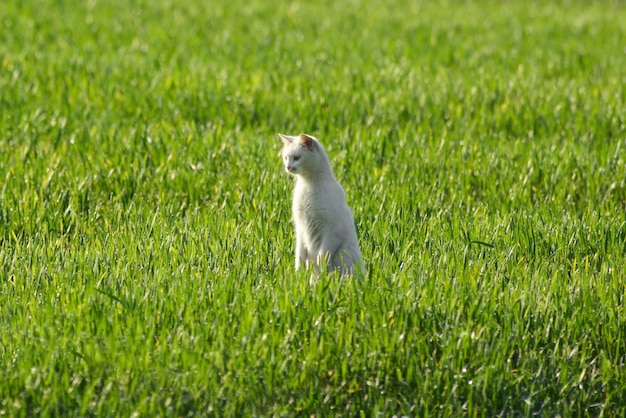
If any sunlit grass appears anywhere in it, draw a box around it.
[1,0,625,416]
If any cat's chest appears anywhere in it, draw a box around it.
[293,179,341,216]
[293,184,318,213]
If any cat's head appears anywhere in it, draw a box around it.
[278,133,325,176]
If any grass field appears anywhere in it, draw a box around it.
[1,0,626,416]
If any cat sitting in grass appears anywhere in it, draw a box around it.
[279,133,363,277]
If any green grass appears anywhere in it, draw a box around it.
[1,0,625,416]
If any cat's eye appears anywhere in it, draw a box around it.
[293,156,301,161]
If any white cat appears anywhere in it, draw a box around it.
[279,133,363,276]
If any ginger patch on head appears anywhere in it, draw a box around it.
[299,134,314,150]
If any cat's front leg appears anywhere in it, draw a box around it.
[318,235,341,273]
[315,250,333,273]
[295,236,308,270]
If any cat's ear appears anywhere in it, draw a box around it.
[299,134,315,150]
[278,133,294,146]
